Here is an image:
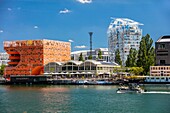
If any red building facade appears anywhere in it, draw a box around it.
[4,39,70,77]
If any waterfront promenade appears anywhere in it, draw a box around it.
[0,74,131,85]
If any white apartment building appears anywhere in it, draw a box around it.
[107,18,143,65]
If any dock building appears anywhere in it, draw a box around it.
[44,60,120,78]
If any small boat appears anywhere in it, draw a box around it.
[116,83,144,93]
[75,80,89,85]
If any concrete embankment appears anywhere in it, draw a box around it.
[1,75,127,85]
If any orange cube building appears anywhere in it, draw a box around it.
[4,39,70,78]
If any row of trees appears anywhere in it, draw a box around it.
[113,67,144,76]
[115,34,155,75]
[76,34,155,75]
[78,49,102,61]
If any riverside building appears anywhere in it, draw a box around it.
[107,18,143,65]
[4,39,71,78]
[44,60,120,78]
[147,36,170,82]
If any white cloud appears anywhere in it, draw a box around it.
[76,0,92,4]
[0,30,3,33]
[34,26,38,29]
[68,39,74,42]
[74,45,87,49]
[59,8,71,14]
[7,8,12,11]
[17,7,21,10]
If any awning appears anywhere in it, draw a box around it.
[87,72,92,74]
[98,72,104,75]
[104,72,110,74]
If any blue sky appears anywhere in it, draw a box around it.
[0,0,170,52]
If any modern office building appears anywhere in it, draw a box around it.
[150,36,170,76]
[147,36,170,83]
[107,18,143,65]
[44,60,120,78]
[71,48,110,62]
[4,39,71,78]
[0,52,9,66]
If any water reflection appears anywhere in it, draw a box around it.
[39,89,70,113]
[0,85,71,113]
[40,87,69,92]
[143,84,170,91]
[1,85,170,113]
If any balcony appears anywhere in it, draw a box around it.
[9,56,20,60]
[8,61,19,65]
[7,51,19,54]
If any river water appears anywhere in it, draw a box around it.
[0,85,170,113]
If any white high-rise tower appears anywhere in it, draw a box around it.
[107,18,143,65]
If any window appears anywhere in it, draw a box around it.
[79,66,84,70]
[160,60,165,65]
[161,71,163,76]
[68,66,72,70]
[85,66,90,70]
[62,66,66,71]
[73,66,78,70]
[50,67,55,72]
[159,44,165,49]
[91,66,96,70]
[157,54,168,56]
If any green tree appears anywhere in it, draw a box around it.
[79,53,84,61]
[126,48,138,67]
[0,65,6,76]
[88,55,92,60]
[137,34,155,75]
[115,49,122,65]
[130,67,144,75]
[126,55,131,67]
[98,49,102,59]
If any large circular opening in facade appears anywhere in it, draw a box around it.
[8,49,20,67]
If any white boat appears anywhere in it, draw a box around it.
[116,84,144,93]
[75,80,89,84]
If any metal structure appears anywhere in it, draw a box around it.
[107,18,143,65]
[89,32,93,58]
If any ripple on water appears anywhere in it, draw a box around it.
[0,85,170,113]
